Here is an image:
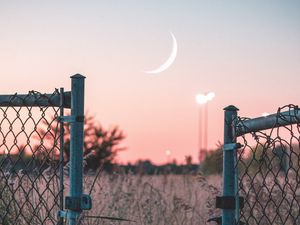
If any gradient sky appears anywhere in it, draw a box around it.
[1,1,299,164]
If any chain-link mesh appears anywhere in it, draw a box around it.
[236,105,300,225]
[0,90,64,225]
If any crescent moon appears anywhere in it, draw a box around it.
[145,32,178,74]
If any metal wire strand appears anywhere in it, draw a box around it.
[235,105,300,225]
[0,90,64,225]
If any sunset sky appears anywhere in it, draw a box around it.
[1,1,299,164]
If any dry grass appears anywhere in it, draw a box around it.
[1,171,221,225]
[79,173,221,225]
[0,171,61,225]
[2,170,300,225]
[239,173,300,225]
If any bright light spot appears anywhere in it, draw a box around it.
[206,92,215,101]
[165,150,171,156]
[196,92,216,105]
[262,112,270,117]
[196,94,208,105]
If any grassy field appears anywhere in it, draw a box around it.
[2,171,300,225]
[79,173,221,225]
[0,172,221,225]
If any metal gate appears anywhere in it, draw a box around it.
[216,104,300,225]
[0,74,90,225]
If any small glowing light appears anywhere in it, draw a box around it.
[206,92,215,101]
[196,94,208,104]
[165,150,171,156]
[262,112,270,117]
[196,92,216,105]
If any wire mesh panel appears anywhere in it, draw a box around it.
[0,90,65,225]
[235,105,300,225]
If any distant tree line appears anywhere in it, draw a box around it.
[114,158,199,175]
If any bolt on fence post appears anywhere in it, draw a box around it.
[222,105,238,225]
[69,74,85,225]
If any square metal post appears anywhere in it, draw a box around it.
[68,74,85,225]
[222,105,238,225]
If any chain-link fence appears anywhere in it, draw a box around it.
[0,90,65,225]
[235,105,300,225]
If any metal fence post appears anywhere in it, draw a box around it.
[59,87,65,225]
[222,105,238,225]
[68,74,85,225]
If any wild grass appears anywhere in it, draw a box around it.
[0,171,61,225]
[0,171,221,225]
[2,170,299,225]
[239,172,300,225]
[79,173,221,225]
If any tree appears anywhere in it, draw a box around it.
[200,145,223,175]
[37,113,125,171]
[135,160,156,174]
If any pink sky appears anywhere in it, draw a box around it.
[0,1,299,164]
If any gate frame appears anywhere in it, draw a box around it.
[62,74,92,225]
[57,74,92,225]
[0,74,90,225]
[221,105,300,225]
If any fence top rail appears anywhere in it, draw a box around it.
[0,91,71,108]
[236,107,300,136]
